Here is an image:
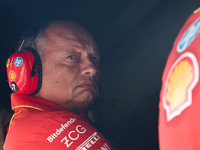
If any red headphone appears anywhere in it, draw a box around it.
[6,48,42,94]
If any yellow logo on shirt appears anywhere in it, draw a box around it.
[163,52,199,121]
[166,60,192,110]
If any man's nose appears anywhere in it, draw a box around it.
[81,58,97,76]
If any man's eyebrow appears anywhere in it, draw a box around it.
[65,48,80,54]
[61,35,86,43]
[90,53,100,59]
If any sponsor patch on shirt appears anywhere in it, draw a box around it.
[163,52,199,121]
[177,17,200,52]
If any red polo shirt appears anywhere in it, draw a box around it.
[4,93,113,150]
[159,8,200,150]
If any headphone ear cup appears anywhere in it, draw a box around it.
[6,49,42,94]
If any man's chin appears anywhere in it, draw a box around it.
[75,89,97,103]
[83,94,96,103]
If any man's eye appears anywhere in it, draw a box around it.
[67,55,76,59]
[66,55,79,63]
[91,57,99,62]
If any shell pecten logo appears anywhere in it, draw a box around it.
[163,52,199,121]
[166,60,193,110]
[9,71,16,81]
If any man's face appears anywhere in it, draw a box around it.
[35,26,100,113]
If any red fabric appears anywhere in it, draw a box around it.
[5,125,9,133]
[159,9,200,150]
[4,93,113,150]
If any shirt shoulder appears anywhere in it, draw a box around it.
[37,111,113,150]
[5,110,113,150]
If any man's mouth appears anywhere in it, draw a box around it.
[79,80,96,90]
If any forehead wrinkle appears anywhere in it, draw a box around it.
[49,28,92,45]
[61,35,99,55]
[46,27,99,55]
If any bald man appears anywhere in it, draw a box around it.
[4,21,114,150]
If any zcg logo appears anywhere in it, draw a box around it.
[61,125,87,148]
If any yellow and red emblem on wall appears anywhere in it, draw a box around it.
[163,52,199,121]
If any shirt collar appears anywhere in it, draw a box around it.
[11,93,66,111]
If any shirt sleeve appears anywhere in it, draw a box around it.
[36,112,114,150]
